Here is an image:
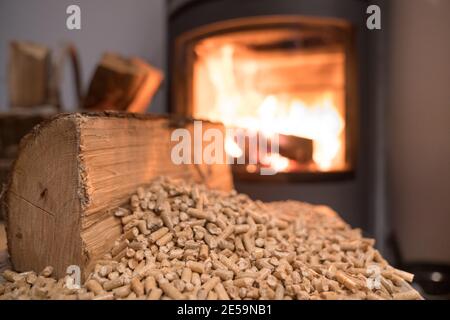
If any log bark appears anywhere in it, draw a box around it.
[3,112,233,278]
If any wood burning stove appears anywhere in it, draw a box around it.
[168,0,385,261]
[168,0,364,182]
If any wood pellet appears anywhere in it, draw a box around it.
[0,177,422,300]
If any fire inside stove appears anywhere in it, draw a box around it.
[174,18,355,178]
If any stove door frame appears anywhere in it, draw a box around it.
[170,15,358,182]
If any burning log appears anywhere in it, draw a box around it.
[238,132,313,166]
[278,134,313,164]
[3,113,232,279]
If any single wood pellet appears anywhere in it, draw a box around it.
[0,177,422,300]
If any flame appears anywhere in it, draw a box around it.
[194,44,346,172]
[224,136,243,158]
[261,153,290,172]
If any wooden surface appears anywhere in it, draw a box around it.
[4,113,233,278]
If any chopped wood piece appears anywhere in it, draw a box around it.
[4,113,232,279]
[83,53,162,112]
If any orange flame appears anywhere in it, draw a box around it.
[194,44,346,172]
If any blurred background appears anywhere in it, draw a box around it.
[0,0,449,299]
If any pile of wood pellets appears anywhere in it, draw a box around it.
[0,177,422,300]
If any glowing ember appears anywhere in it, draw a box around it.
[245,164,258,173]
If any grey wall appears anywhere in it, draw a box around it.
[0,0,167,112]
[387,0,450,263]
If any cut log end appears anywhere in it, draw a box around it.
[3,112,232,278]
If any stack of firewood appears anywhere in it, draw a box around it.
[8,41,163,112]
